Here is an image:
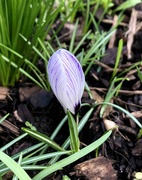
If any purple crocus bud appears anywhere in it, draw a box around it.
[47,49,85,114]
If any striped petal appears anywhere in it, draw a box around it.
[47,49,85,114]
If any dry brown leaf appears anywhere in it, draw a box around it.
[74,156,117,180]
[0,119,19,135]
[0,86,9,100]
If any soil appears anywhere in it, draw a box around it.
[0,1,142,180]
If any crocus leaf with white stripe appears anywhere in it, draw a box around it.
[47,49,85,114]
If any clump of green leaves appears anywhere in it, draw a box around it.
[0,0,61,86]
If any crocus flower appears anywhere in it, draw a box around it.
[47,49,85,114]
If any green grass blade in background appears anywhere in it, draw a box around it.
[111,39,123,80]
[69,19,79,53]
[115,0,141,11]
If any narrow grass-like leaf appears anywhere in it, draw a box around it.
[12,153,23,180]
[21,151,71,166]
[37,38,54,59]
[0,113,9,124]
[83,0,90,34]
[0,165,47,174]
[137,129,142,139]
[100,77,121,117]
[115,0,141,11]
[73,30,91,55]
[67,111,79,152]
[69,19,79,53]
[90,13,100,34]
[100,82,123,118]
[0,43,23,58]
[0,133,27,152]
[24,59,49,90]
[111,39,123,80]
[137,66,142,82]
[22,128,65,152]
[95,102,142,128]
[0,151,31,180]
